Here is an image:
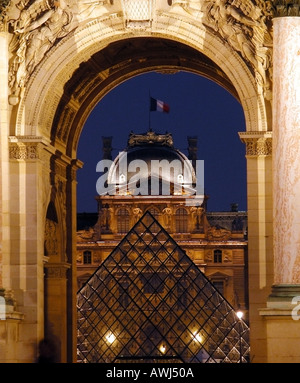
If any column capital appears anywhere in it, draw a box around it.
[272,1,300,17]
[8,136,51,160]
[44,262,71,279]
[239,131,272,156]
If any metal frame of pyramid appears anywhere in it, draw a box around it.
[77,211,250,363]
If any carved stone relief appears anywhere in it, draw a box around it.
[132,206,143,224]
[6,0,112,105]
[162,206,173,230]
[9,141,40,159]
[239,132,272,156]
[172,0,274,99]
[99,204,113,232]
[207,226,231,241]
[3,0,298,110]
[44,218,58,257]
[190,206,204,232]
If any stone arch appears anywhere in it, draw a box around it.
[3,0,274,362]
[12,10,270,153]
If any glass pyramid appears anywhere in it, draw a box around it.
[77,212,250,363]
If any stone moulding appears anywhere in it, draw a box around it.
[239,131,273,156]
[8,135,50,160]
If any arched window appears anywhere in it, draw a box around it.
[117,208,130,233]
[83,250,92,264]
[175,208,188,233]
[214,250,222,263]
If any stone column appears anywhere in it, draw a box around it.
[239,131,273,363]
[272,15,300,291]
[8,137,51,362]
[259,7,300,363]
[66,159,83,362]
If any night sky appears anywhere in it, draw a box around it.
[76,71,247,213]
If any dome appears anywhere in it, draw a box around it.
[107,130,196,196]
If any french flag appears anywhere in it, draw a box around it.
[150,97,170,113]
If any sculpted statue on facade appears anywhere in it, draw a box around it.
[5,0,275,105]
[132,207,143,223]
[44,218,58,256]
[190,206,204,231]
[8,0,76,104]
[172,0,273,99]
[100,203,113,231]
[162,206,173,230]
[7,0,111,105]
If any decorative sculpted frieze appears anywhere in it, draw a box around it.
[239,131,272,156]
[9,141,40,159]
[6,0,112,105]
[128,130,174,147]
[172,0,274,99]
[4,0,292,107]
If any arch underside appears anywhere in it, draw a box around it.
[52,37,240,157]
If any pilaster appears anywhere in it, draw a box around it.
[44,262,71,363]
[66,159,83,362]
[8,136,51,362]
[239,131,273,363]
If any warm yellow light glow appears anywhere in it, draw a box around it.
[236,310,243,320]
[159,344,166,354]
[192,331,203,343]
[106,333,116,344]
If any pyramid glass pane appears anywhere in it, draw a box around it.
[77,212,250,363]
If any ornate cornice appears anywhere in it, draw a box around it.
[272,0,300,17]
[9,142,41,160]
[127,130,174,148]
[239,131,273,156]
[8,136,49,160]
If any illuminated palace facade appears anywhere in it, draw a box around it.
[76,130,248,317]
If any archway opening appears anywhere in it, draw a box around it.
[76,71,246,214]
[45,35,253,362]
[75,70,248,362]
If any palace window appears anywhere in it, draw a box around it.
[214,250,222,263]
[117,208,130,233]
[175,207,188,233]
[83,251,92,264]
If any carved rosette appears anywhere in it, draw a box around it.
[239,132,272,156]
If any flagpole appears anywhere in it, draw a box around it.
[148,90,151,131]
